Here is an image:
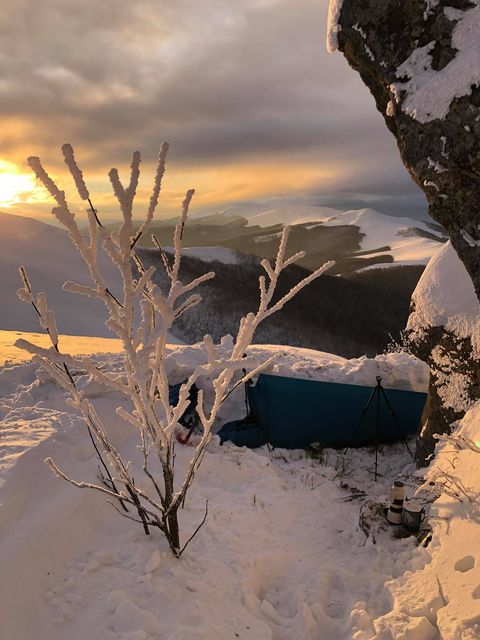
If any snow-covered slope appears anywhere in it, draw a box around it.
[372,399,480,640]
[164,246,241,265]
[204,203,445,268]
[1,343,477,638]
[321,208,444,267]
[0,212,184,348]
[0,211,119,337]
[244,205,341,228]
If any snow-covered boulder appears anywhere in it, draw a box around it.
[407,241,480,341]
[406,241,480,464]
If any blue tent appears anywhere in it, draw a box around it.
[218,373,427,449]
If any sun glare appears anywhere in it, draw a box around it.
[0,159,47,208]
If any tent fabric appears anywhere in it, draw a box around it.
[218,418,267,449]
[218,373,427,449]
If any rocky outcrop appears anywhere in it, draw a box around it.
[330,0,480,463]
[405,242,480,464]
[331,0,480,294]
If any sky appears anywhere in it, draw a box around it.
[0,0,428,222]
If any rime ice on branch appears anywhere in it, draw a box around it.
[18,144,334,556]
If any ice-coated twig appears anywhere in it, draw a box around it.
[62,143,90,201]
[131,144,170,249]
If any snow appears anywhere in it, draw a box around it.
[0,210,120,337]
[407,240,480,342]
[2,339,479,638]
[0,212,183,351]
[391,3,480,123]
[0,330,123,366]
[0,343,429,640]
[220,204,444,268]
[407,241,480,413]
[326,0,344,53]
[184,343,428,393]
[164,246,241,265]
[243,205,340,228]
[373,401,480,639]
[321,208,444,266]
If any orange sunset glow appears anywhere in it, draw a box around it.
[0,0,426,221]
[0,154,339,222]
[0,160,49,208]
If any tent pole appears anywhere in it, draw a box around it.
[375,377,381,481]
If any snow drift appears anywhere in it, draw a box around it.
[0,344,429,639]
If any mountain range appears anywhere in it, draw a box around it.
[0,207,444,355]
[138,204,446,275]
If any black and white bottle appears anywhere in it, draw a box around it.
[386,480,405,525]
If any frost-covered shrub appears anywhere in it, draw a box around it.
[383,330,414,356]
[16,143,333,556]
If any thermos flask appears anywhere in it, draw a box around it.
[386,480,405,524]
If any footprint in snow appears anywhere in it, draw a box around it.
[454,555,475,573]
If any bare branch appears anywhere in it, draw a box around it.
[178,500,209,557]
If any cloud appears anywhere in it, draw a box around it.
[0,0,426,218]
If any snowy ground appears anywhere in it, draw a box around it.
[0,330,123,366]
[0,330,184,367]
[0,344,477,639]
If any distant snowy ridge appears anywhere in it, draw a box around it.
[244,205,341,228]
[321,208,445,267]
[163,245,240,265]
[0,210,119,336]
[213,204,445,268]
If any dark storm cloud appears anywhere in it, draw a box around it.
[0,0,425,216]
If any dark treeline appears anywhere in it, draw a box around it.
[138,248,423,358]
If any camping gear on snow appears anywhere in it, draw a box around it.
[386,480,405,524]
[402,500,426,532]
[218,373,427,450]
[359,499,431,544]
[168,382,201,444]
